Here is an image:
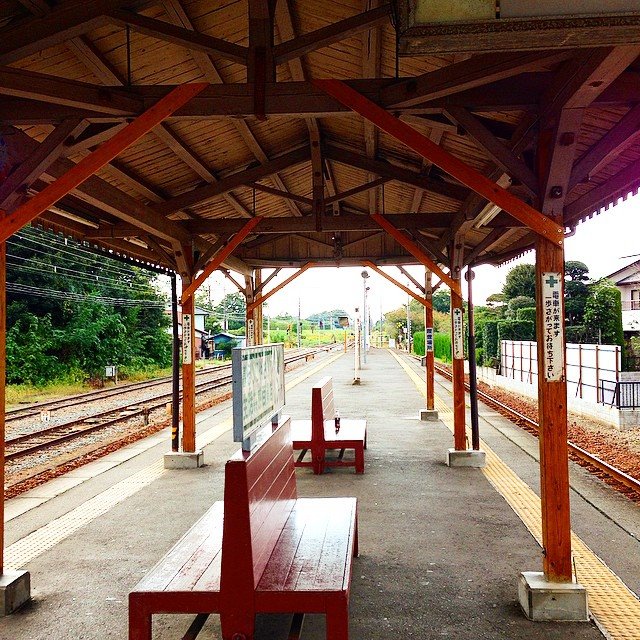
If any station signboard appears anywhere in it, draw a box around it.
[232,343,285,447]
[452,308,464,360]
[541,272,565,381]
[182,313,192,364]
[426,327,434,353]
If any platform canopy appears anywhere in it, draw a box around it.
[1,0,640,277]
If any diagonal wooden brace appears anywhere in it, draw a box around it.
[0,83,209,243]
[247,262,315,313]
[369,213,460,294]
[314,79,564,246]
[362,260,428,307]
[180,216,262,304]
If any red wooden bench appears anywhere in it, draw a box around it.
[129,417,359,640]
[291,377,367,475]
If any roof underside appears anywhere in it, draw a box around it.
[1,1,640,278]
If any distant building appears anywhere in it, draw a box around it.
[604,260,640,333]
[208,332,246,359]
[164,305,212,358]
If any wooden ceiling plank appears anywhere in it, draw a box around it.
[0,0,129,65]
[153,146,310,216]
[381,50,573,109]
[108,9,248,66]
[446,107,538,196]
[569,102,640,191]
[273,4,389,65]
[0,118,86,210]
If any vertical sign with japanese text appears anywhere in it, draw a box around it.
[426,327,434,353]
[246,318,255,347]
[542,272,564,381]
[182,313,192,364]
[452,308,464,360]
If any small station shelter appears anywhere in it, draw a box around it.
[1,0,640,624]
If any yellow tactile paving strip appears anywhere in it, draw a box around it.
[390,349,640,640]
[5,352,344,571]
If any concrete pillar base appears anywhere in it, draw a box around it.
[446,448,486,468]
[0,570,30,616]
[164,450,205,469]
[419,409,439,421]
[352,378,361,385]
[518,571,588,622]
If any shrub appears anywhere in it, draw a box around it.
[434,332,451,363]
[483,321,499,360]
[413,331,425,356]
[475,347,485,367]
[498,319,535,342]
[516,307,537,325]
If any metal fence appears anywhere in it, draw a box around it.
[601,380,640,409]
[500,340,621,405]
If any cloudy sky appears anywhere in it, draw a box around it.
[193,193,639,319]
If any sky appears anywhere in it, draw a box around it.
[182,193,639,320]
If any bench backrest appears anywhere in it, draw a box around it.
[220,418,296,604]
[311,376,334,444]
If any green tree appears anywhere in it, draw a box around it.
[502,264,536,300]
[432,290,451,313]
[583,280,624,348]
[564,261,590,326]
[213,292,246,330]
[506,295,536,318]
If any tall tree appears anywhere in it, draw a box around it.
[502,264,536,300]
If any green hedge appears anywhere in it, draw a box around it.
[434,332,451,363]
[483,321,499,360]
[516,307,537,325]
[498,319,535,342]
[413,331,425,356]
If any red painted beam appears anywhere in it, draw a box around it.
[314,79,564,246]
[0,83,208,243]
[370,213,460,295]
[181,217,263,304]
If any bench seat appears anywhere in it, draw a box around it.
[129,418,358,640]
[291,377,367,474]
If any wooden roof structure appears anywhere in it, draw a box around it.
[1,1,640,279]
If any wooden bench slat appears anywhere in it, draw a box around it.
[134,502,223,593]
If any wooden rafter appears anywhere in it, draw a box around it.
[181,217,262,303]
[247,262,315,312]
[316,80,564,245]
[362,260,427,306]
[0,83,207,244]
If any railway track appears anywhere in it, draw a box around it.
[6,346,337,463]
[425,359,640,498]
[6,346,329,423]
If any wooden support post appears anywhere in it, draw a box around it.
[425,270,435,411]
[0,242,5,574]
[450,237,466,450]
[467,267,480,450]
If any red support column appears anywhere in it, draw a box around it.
[0,242,5,574]
[181,273,197,453]
[450,238,466,450]
[425,269,435,412]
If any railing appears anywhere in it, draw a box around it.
[602,380,640,409]
[622,301,640,311]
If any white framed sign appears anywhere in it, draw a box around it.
[246,318,255,347]
[232,343,285,447]
[542,272,564,381]
[452,307,464,360]
[182,313,192,365]
[425,327,434,353]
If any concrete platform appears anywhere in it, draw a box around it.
[2,349,637,639]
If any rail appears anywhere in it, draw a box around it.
[427,360,640,498]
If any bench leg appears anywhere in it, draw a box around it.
[129,595,152,640]
[355,445,365,474]
[326,600,349,640]
[220,612,255,640]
